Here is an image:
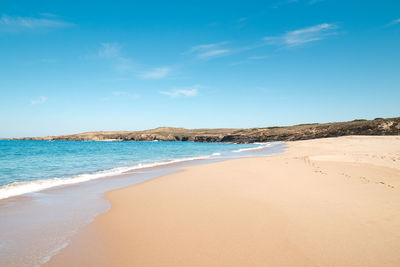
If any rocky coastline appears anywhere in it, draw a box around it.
[10,117,400,143]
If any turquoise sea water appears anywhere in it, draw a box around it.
[0,140,284,266]
[0,140,260,199]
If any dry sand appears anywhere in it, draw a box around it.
[46,136,400,267]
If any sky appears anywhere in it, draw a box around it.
[0,0,399,137]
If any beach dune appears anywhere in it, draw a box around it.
[46,136,400,266]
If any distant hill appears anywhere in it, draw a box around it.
[9,117,400,143]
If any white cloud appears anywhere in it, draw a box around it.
[237,17,247,28]
[39,13,58,18]
[309,0,324,4]
[113,91,139,99]
[141,67,171,79]
[389,18,400,26]
[274,0,323,7]
[102,91,139,101]
[98,43,122,58]
[186,41,231,59]
[112,91,125,96]
[114,57,135,72]
[96,43,135,73]
[264,23,338,47]
[161,86,200,98]
[30,96,47,105]
[0,15,73,32]
[197,49,230,59]
[188,42,226,52]
[248,55,269,60]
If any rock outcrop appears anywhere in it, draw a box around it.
[10,117,400,143]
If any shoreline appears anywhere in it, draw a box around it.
[0,142,275,201]
[0,142,284,266]
[0,153,216,201]
[46,136,400,266]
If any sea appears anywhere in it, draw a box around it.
[0,140,284,266]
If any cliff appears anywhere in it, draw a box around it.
[10,117,400,143]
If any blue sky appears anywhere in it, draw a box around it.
[1,0,399,137]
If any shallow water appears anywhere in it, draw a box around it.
[0,140,260,199]
[0,141,285,266]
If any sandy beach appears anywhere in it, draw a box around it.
[46,136,400,267]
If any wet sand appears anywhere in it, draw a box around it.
[46,136,400,266]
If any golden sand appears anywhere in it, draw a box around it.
[46,136,400,267]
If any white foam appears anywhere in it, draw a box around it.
[0,155,211,200]
[39,241,69,266]
[232,143,271,153]
[0,143,280,200]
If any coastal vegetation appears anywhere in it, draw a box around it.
[12,117,400,143]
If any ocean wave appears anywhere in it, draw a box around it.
[0,155,212,200]
[232,143,272,153]
[0,143,278,200]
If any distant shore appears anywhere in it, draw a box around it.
[46,136,400,266]
[9,117,400,143]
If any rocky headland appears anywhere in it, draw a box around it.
[10,117,400,143]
